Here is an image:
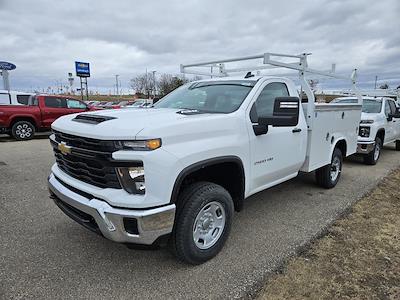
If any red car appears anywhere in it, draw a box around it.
[0,95,96,140]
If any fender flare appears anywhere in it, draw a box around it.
[170,155,245,210]
[9,115,39,128]
[331,138,347,157]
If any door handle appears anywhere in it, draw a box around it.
[292,128,302,133]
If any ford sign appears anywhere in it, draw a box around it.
[75,61,90,77]
[0,61,16,71]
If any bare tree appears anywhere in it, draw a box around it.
[130,73,156,95]
[131,73,203,97]
[157,74,190,96]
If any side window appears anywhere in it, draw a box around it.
[384,100,391,117]
[388,100,397,115]
[0,93,11,105]
[250,82,289,122]
[30,96,39,106]
[67,99,87,109]
[17,95,31,105]
[44,97,67,108]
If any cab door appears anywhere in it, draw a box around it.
[387,99,400,142]
[246,80,307,192]
[40,96,68,128]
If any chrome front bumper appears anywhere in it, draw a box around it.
[48,173,176,245]
[356,141,375,154]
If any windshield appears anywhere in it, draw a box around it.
[362,99,382,113]
[155,80,256,113]
[334,98,382,113]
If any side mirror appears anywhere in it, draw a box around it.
[389,113,400,120]
[258,97,300,127]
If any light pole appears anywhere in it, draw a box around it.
[115,75,119,96]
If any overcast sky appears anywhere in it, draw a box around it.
[1,0,399,93]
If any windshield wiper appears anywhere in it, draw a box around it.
[176,108,226,115]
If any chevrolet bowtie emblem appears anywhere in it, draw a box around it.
[58,142,72,155]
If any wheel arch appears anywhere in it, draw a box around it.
[170,156,245,212]
[334,138,347,157]
[10,116,38,130]
[376,128,385,142]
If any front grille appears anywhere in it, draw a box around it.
[51,131,122,189]
[53,130,116,152]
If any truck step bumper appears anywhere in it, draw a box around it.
[356,141,375,154]
[48,173,176,245]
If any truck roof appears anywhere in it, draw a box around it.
[0,90,34,95]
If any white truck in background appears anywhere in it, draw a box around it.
[0,90,34,106]
[332,96,400,164]
[48,53,362,264]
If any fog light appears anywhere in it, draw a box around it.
[116,165,145,194]
[123,218,139,235]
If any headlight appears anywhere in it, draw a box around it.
[116,139,161,151]
[116,165,145,194]
[360,120,374,124]
[359,126,370,137]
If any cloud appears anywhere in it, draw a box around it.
[0,0,399,92]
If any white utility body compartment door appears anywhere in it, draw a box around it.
[301,103,362,172]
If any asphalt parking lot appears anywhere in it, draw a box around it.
[1,134,400,299]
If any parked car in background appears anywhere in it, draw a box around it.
[124,98,153,108]
[0,90,34,106]
[86,100,100,107]
[332,96,400,164]
[101,101,123,109]
[95,101,109,108]
[0,95,95,140]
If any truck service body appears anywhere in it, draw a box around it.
[48,53,362,264]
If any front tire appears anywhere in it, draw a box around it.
[395,140,400,151]
[363,137,382,165]
[171,182,234,265]
[315,148,343,189]
[11,121,35,141]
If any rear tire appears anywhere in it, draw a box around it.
[363,137,382,165]
[11,121,35,141]
[395,140,400,151]
[170,182,234,265]
[315,148,343,189]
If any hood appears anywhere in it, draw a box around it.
[51,108,238,140]
[360,112,382,122]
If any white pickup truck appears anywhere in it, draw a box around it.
[47,53,362,264]
[332,96,400,164]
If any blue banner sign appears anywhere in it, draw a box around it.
[0,61,16,70]
[75,61,90,77]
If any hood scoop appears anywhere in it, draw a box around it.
[72,114,116,124]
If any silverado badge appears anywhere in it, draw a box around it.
[58,142,72,155]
